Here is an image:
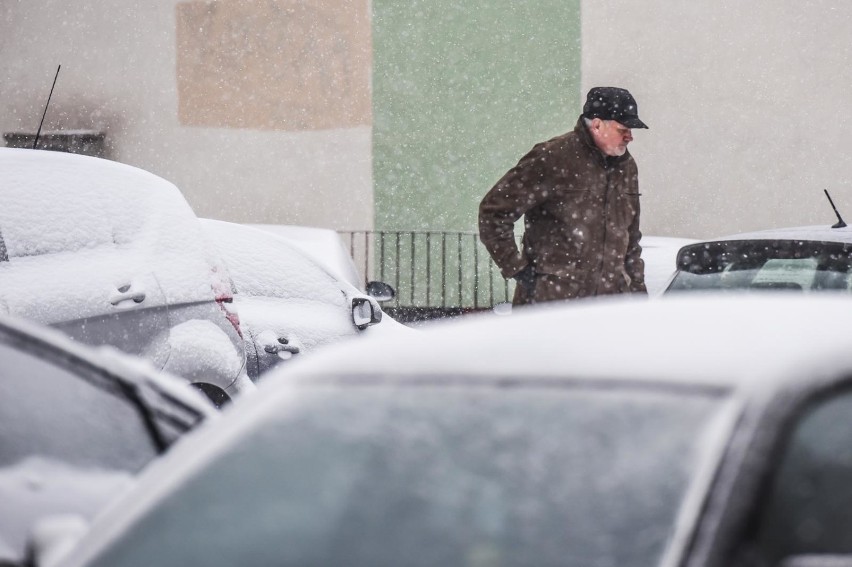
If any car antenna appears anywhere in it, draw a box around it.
[32,64,61,150]
[824,189,847,229]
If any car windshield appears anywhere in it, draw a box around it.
[91,380,728,567]
[666,239,852,293]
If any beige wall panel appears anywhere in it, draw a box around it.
[176,0,371,131]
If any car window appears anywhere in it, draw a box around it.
[748,388,852,565]
[0,340,158,472]
[748,258,819,289]
[667,240,852,293]
[85,382,727,567]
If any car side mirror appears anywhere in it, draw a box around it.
[779,555,852,567]
[352,297,382,329]
[365,281,395,302]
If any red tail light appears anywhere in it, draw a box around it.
[210,263,243,339]
[215,294,243,339]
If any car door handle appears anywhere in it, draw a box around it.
[110,284,146,306]
[263,342,300,355]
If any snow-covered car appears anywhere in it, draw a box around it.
[665,224,852,294]
[0,148,252,405]
[248,223,365,291]
[200,219,409,379]
[0,313,215,566]
[50,295,852,567]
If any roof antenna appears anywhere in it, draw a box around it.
[824,189,847,229]
[33,64,61,150]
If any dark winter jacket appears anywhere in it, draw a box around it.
[479,116,646,303]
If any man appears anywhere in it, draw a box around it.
[479,86,648,305]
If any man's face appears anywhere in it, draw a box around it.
[589,119,633,157]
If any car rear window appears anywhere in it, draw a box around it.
[667,239,852,292]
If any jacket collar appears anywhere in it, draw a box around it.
[574,115,630,169]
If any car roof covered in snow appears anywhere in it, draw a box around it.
[277,294,852,394]
[701,225,852,245]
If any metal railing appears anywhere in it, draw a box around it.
[338,230,516,310]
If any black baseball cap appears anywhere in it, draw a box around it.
[582,87,648,129]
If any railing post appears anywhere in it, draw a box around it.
[442,233,447,308]
[410,232,416,306]
[363,231,370,286]
[489,254,495,307]
[380,231,386,282]
[395,232,401,307]
[472,233,479,309]
[426,232,432,307]
[457,233,463,307]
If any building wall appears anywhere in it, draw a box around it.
[372,0,582,232]
[582,1,852,239]
[0,0,373,230]
[6,2,840,241]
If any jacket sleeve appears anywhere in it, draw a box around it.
[624,174,647,294]
[478,143,553,279]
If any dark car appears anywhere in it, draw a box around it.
[666,225,852,294]
[48,295,852,567]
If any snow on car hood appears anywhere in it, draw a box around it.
[201,219,348,306]
[0,456,134,563]
[247,223,363,290]
[275,293,852,392]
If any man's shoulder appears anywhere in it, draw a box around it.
[535,130,582,156]
[543,130,579,147]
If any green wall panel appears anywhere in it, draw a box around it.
[373,0,582,233]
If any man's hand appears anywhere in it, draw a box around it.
[513,264,536,293]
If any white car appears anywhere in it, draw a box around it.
[50,294,852,567]
[0,313,215,566]
[248,224,365,291]
[0,148,252,406]
[639,235,697,296]
[665,224,852,293]
[201,219,410,379]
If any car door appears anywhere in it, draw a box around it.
[0,244,172,368]
[0,173,175,370]
[705,384,852,567]
[0,149,177,370]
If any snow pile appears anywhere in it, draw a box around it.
[0,456,133,563]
